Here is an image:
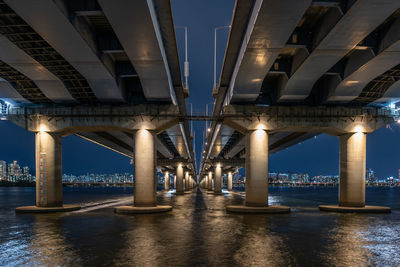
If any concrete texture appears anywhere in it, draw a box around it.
[228,172,233,191]
[339,132,366,207]
[114,205,172,214]
[185,171,189,191]
[245,129,269,207]
[214,165,222,194]
[319,205,391,213]
[36,131,63,207]
[134,129,157,207]
[176,164,184,194]
[226,205,290,214]
[164,171,170,191]
[16,204,81,213]
[208,171,213,191]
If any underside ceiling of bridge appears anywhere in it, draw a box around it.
[202,0,400,176]
[0,0,194,172]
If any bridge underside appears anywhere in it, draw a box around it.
[204,0,400,179]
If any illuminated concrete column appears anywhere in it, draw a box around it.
[339,132,366,207]
[176,164,184,194]
[319,132,390,213]
[204,175,208,189]
[185,171,190,191]
[134,129,157,207]
[115,129,172,213]
[164,171,170,191]
[228,172,233,191]
[245,129,269,206]
[226,129,289,213]
[208,171,213,191]
[214,164,222,194]
[16,132,80,213]
[36,132,63,207]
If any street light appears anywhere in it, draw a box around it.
[176,26,189,91]
[214,25,231,92]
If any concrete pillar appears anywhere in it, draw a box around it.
[208,171,213,191]
[35,131,62,207]
[214,164,222,194]
[185,171,189,191]
[228,172,233,191]
[164,171,170,191]
[174,175,176,189]
[134,129,156,207]
[245,129,268,207]
[176,164,184,194]
[339,132,366,207]
[205,175,208,189]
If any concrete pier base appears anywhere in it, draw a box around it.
[319,205,391,213]
[226,205,290,214]
[16,204,81,213]
[114,205,172,214]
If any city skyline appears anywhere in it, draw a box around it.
[1,156,399,186]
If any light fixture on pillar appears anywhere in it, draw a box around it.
[354,125,364,134]
[39,124,47,132]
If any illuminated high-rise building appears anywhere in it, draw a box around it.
[0,160,6,180]
[8,161,21,182]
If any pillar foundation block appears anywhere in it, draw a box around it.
[15,204,81,213]
[114,205,172,214]
[226,205,290,214]
[319,205,390,213]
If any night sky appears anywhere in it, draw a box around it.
[0,0,400,179]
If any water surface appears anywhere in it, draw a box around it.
[0,186,399,266]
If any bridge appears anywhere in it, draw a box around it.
[0,0,399,214]
[199,0,400,213]
[0,0,196,213]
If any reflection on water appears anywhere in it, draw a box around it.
[0,186,399,266]
[29,216,80,266]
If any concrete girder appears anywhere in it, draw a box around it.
[0,35,76,103]
[222,105,395,135]
[328,16,400,102]
[5,0,125,102]
[228,0,311,103]
[7,104,181,135]
[0,80,31,105]
[98,0,174,102]
[278,0,400,101]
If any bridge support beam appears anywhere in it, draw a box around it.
[164,171,170,191]
[185,171,190,192]
[174,175,176,189]
[228,172,233,191]
[16,132,80,213]
[115,129,172,214]
[175,164,184,195]
[227,129,290,213]
[320,132,390,213]
[214,164,222,194]
[208,171,213,191]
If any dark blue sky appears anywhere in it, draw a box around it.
[0,0,400,178]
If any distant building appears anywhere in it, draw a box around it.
[8,161,21,182]
[0,160,6,180]
[366,168,376,183]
